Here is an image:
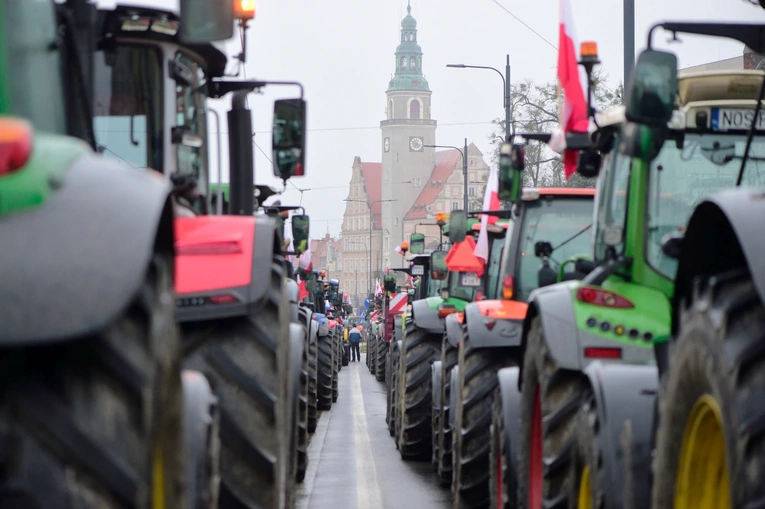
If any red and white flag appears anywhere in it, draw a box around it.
[557,0,589,179]
[474,165,500,263]
[375,278,382,296]
[299,241,312,272]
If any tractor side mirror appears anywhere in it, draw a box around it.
[577,149,602,178]
[384,275,397,293]
[499,143,524,202]
[272,98,307,180]
[448,210,467,244]
[410,233,425,254]
[179,0,234,43]
[625,49,677,126]
[430,250,448,280]
[292,215,309,254]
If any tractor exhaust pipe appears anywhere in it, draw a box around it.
[227,90,254,216]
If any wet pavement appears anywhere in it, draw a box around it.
[297,353,451,509]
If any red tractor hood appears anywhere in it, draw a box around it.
[174,216,255,295]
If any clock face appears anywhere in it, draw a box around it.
[384,138,390,152]
[409,137,423,152]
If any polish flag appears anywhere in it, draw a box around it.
[298,280,309,301]
[557,0,589,179]
[474,165,500,263]
[299,241,312,271]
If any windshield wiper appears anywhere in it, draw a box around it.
[737,74,765,186]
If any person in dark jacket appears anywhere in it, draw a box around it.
[348,327,362,362]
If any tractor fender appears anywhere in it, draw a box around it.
[181,369,219,509]
[581,361,658,509]
[496,367,522,501]
[286,279,299,324]
[673,190,765,334]
[412,299,445,335]
[444,312,462,348]
[464,301,523,349]
[308,318,319,346]
[521,283,581,372]
[314,313,330,337]
[297,305,312,329]
[448,365,460,429]
[432,360,442,409]
[176,215,280,322]
[0,153,174,343]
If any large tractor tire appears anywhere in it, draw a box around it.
[307,328,318,433]
[296,326,309,483]
[489,369,523,509]
[437,338,459,487]
[376,338,388,382]
[518,316,588,509]
[652,270,765,509]
[0,254,185,509]
[369,334,377,376]
[183,257,294,509]
[182,370,221,509]
[397,322,441,460]
[452,330,509,509]
[387,341,401,437]
[331,330,339,403]
[316,334,333,411]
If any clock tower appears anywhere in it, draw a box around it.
[380,1,437,268]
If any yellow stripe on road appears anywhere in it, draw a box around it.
[351,366,384,509]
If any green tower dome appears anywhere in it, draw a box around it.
[388,1,430,92]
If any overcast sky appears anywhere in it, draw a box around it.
[106,0,765,238]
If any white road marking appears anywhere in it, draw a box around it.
[352,365,384,509]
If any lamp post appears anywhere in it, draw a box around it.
[447,55,512,142]
[344,198,396,295]
[424,141,469,212]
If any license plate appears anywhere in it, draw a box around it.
[411,265,424,276]
[461,273,481,287]
[711,108,765,131]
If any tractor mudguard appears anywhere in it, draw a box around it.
[181,369,219,508]
[286,279,299,323]
[0,153,173,343]
[581,361,658,509]
[464,301,523,349]
[444,312,462,348]
[309,317,320,343]
[412,298,445,334]
[522,283,581,371]
[176,215,279,322]
[673,191,765,333]
[496,367,522,496]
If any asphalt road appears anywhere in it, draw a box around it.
[297,353,451,509]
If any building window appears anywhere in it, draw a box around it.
[452,201,460,210]
[410,99,420,119]
[360,217,365,229]
[395,217,399,226]
[401,57,407,68]
[410,56,416,68]
[388,99,394,119]
[437,202,442,211]
[469,187,475,197]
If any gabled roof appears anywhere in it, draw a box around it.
[405,149,462,220]
[360,162,383,229]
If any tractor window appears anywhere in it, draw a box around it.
[93,45,163,171]
[515,197,594,301]
[174,52,210,214]
[484,233,507,300]
[448,272,475,302]
[645,133,765,279]
[1,0,67,135]
[594,150,630,261]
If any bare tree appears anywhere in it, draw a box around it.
[487,69,624,189]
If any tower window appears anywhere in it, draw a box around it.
[410,99,420,119]
[401,57,407,68]
[410,57,416,68]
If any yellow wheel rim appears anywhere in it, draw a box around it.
[674,394,730,509]
[578,465,592,509]
[152,445,166,509]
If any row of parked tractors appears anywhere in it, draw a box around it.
[0,1,355,508]
[367,15,765,509]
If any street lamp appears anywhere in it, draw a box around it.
[344,198,396,295]
[423,141,469,212]
[447,55,512,142]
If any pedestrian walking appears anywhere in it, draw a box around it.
[348,326,362,362]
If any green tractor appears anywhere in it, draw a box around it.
[0,0,236,507]
[394,217,481,460]
[500,23,765,509]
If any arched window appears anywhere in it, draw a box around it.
[409,57,416,68]
[410,99,420,119]
[401,57,407,68]
[388,99,394,119]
